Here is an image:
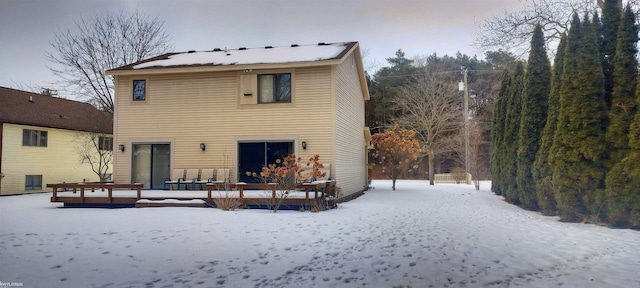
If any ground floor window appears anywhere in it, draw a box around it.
[238,141,293,183]
[25,175,42,190]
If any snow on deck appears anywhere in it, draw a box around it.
[54,189,325,199]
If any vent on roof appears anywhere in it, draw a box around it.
[239,47,247,50]
[187,50,196,53]
[265,46,273,49]
[213,48,222,52]
[291,44,299,47]
[318,42,329,46]
[226,53,231,56]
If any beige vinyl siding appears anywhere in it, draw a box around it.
[334,53,368,196]
[1,123,111,195]
[113,66,334,184]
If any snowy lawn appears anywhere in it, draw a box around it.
[1,180,638,288]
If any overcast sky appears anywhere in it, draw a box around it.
[0,0,524,94]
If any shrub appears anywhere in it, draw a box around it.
[246,154,326,213]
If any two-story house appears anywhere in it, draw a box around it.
[106,41,370,198]
[0,87,113,195]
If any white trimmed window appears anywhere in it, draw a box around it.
[258,73,291,103]
[22,129,47,147]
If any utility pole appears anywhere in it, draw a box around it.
[460,68,470,175]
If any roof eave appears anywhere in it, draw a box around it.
[106,59,343,76]
[336,43,370,101]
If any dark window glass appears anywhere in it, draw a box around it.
[22,129,47,147]
[258,73,291,103]
[99,136,113,151]
[133,80,146,100]
[25,175,42,190]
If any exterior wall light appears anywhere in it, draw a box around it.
[119,144,125,152]
[301,141,307,150]
[200,143,206,151]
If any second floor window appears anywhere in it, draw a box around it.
[133,80,146,100]
[258,73,291,103]
[22,129,47,147]
[99,136,113,151]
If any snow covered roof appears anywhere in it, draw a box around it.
[109,42,358,72]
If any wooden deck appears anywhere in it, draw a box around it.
[48,181,336,209]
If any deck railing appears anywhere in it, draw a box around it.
[48,182,144,203]
[48,180,336,209]
[206,180,336,207]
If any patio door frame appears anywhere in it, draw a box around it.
[131,142,171,189]
[237,140,295,183]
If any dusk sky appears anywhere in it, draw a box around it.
[0,0,524,96]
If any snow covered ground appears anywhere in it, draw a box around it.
[1,180,638,288]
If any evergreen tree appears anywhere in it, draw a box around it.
[502,62,525,204]
[367,49,421,127]
[604,4,640,228]
[491,68,512,196]
[605,80,640,228]
[605,5,639,165]
[551,14,608,222]
[600,0,622,109]
[516,24,552,210]
[532,34,567,216]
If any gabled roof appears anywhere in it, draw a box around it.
[108,42,359,73]
[0,87,113,134]
[106,41,369,101]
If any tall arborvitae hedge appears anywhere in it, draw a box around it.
[605,81,640,228]
[551,14,608,222]
[532,35,567,216]
[503,62,525,204]
[491,69,512,196]
[516,25,551,210]
[600,0,622,109]
[605,4,638,164]
[604,4,639,228]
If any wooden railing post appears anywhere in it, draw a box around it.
[52,185,58,202]
[236,183,245,201]
[79,183,85,203]
[107,183,113,204]
[135,183,142,200]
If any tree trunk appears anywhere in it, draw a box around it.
[428,153,435,185]
[392,167,397,190]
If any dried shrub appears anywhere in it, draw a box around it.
[451,167,467,184]
[212,191,242,211]
[246,154,326,213]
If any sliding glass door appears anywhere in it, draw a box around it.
[238,141,293,183]
[132,144,170,189]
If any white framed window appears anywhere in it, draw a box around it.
[22,129,47,147]
[258,73,291,103]
[99,136,113,151]
[25,175,42,190]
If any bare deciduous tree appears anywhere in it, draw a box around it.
[393,74,463,185]
[474,0,638,57]
[468,121,487,190]
[74,132,112,182]
[47,10,173,114]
